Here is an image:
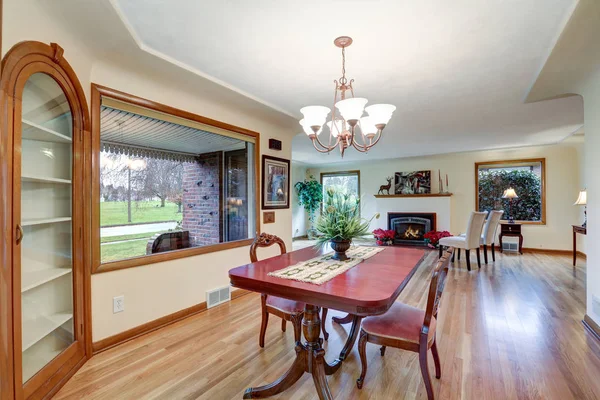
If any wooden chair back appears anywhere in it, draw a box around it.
[465,211,488,249]
[249,232,287,263]
[423,249,452,333]
[482,210,504,245]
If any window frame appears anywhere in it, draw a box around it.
[474,158,546,225]
[91,84,261,274]
[320,170,361,198]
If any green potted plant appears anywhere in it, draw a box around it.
[295,175,323,239]
[315,188,379,260]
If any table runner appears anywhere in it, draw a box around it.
[268,246,385,285]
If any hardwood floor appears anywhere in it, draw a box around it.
[55,250,600,400]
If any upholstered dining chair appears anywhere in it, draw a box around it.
[457,210,504,264]
[356,249,453,400]
[250,233,328,347]
[438,211,487,271]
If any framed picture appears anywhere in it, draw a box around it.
[262,155,290,209]
[395,171,431,194]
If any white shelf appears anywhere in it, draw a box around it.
[22,175,72,185]
[22,120,72,144]
[22,268,72,293]
[22,312,73,351]
[22,217,71,227]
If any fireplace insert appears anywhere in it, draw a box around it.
[387,212,436,246]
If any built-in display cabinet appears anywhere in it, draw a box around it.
[0,42,90,400]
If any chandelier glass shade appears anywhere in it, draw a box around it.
[299,36,396,157]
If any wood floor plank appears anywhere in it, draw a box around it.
[55,250,600,400]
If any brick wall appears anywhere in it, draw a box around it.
[182,152,222,246]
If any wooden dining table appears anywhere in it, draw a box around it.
[229,245,427,399]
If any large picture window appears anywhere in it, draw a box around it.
[92,85,259,272]
[320,170,360,198]
[475,158,545,224]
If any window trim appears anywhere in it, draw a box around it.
[474,158,546,225]
[91,84,261,274]
[320,170,361,197]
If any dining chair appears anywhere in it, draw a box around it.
[457,210,504,264]
[250,233,328,347]
[438,211,487,271]
[356,249,452,400]
[481,210,504,263]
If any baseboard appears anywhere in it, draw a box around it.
[92,301,207,354]
[231,288,251,300]
[577,251,587,259]
[583,315,600,341]
[292,235,308,240]
[522,247,571,255]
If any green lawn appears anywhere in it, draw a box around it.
[101,240,149,263]
[101,200,180,226]
[100,231,165,243]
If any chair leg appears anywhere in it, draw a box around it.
[259,294,269,348]
[465,250,471,271]
[476,248,481,269]
[380,346,386,356]
[439,246,443,259]
[458,249,461,261]
[419,345,435,400]
[281,318,286,332]
[483,245,488,264]
[356,330,368,389]
[321,308,329,341]
[492,243,496,262]
[451,250,455,262]
[431,339,441,379]
[291,314,303,343]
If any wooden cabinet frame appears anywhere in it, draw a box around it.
[0,41,91,399]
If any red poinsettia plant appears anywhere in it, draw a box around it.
[423,230,452,249]
[373,228,396,246]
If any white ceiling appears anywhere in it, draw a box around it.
[113,0,583,165]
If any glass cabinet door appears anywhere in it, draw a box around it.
[19,73,75,382]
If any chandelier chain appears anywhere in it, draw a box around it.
[340,46,347,85]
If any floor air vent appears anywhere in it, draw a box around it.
[207,286,231,308]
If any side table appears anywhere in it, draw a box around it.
[499,223,523,254]
[573,225,587,266]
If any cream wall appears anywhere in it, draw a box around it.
[4,0,297,341]
[291,162,308,238]
[306,141,582,250]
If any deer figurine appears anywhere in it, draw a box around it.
[378,177,393,195]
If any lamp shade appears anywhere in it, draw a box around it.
[326,120,344,138]
[574,190,587,205]
[299,119,322,136]
[359,117,378,138]
[502,188,518,199]
[335,97,368,122]
[365,104,396,126]
[300,106,330,131]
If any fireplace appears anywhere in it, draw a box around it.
[387,212,436,246]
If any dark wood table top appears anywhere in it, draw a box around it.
[229,246,427,317]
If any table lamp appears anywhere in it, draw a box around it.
[502,188,519,224]
[574,189,587,227]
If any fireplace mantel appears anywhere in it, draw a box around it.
[372,195,452,232]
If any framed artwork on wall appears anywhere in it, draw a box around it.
[262,155,290,209]
[395,170,431,194]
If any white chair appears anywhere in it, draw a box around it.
[458,210,504,264]
[438,211,487,271]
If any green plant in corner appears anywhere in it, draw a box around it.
[315,188,379,260]
[295,175,323,239]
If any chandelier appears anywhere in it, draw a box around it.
[299,36,396,157]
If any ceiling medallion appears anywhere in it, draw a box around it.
[300,36,396,158]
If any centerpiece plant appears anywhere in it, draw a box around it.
[315,187,379,260]
[294,176,323,239]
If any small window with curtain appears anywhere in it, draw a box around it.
[95,89,258,269]
[320,170,360,198]
[475,159,545,224]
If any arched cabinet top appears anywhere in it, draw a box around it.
[1,41,90,132]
